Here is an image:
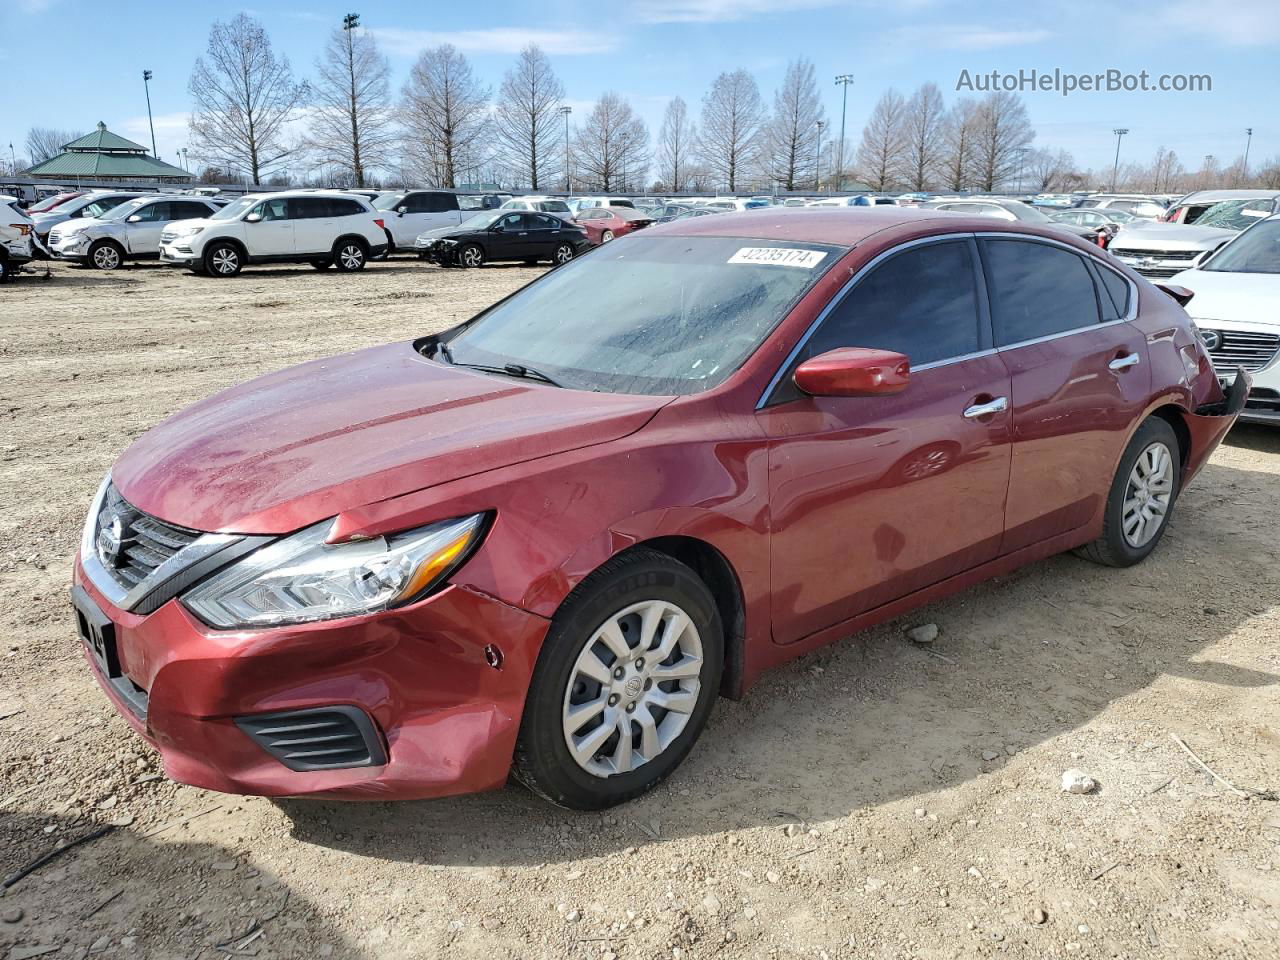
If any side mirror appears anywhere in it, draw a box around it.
[396,207,407,216]
[244,212,262,223]
[491,224,505,233]
[126,214,142,223]
[793,347,910,398]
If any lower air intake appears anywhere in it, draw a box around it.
[235,706,387,772]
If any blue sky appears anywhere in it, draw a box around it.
[2,0,1275,179]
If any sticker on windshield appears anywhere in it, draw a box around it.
[727,247,828,268]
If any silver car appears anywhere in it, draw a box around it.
[29,191,145,243]
[49,196,221,270]
[1107,199,1268,279]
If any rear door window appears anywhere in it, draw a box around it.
[982,238,1102,346]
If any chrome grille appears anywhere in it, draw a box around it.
[1114,248,1200,260]
[1200,328,1280,374]
[160,228,178,243]
[1135,265,1183,279]
[95,485,199,591]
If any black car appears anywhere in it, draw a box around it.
[415,211,591,267]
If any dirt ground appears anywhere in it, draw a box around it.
[1,257,1279,960]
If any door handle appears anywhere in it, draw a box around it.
[963,396,1009,419]
[1109,352,1140,371]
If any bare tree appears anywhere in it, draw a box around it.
[855,89,906,191]
[574,92,649,192]
[699,69,766,192]
[940,98,980,191]
[970,91,1034,192]
[1256,156,1280,189]
[898,83,946,191]
[25,127,84,164]
[1147,146,1184,193]
[305,17,396,187]
[657,96,697,192]
[493,44,564,190]
[766,59,823,192]
[1024,147,1076,191]
[400,44,491,188]
[188,14,307,183]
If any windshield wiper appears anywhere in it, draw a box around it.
[452,360,564,388]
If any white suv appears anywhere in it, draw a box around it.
[1,195,35,283]
[159,191,388,277]
[49,195,220,270]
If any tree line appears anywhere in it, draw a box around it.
[8,13,1278,195]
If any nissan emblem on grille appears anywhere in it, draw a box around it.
[96,509,126,568]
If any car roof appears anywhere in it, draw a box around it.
[649,206,1050,246]
[1175,189,1280,204]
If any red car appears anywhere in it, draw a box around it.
[574,206,653,244]
[73,209,1246,810]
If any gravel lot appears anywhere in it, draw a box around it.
[2,258,1279,960]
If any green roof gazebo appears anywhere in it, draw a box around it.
[25,122,191,183]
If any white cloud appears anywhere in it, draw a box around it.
[920,26,1052,50]
[1165,0,1279,45]
[368,27,617,57]
[633,0,839,23]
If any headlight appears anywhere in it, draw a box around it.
[175,224,206,238]
[182,514,487,629]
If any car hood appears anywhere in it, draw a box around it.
[164,217,215,233]
[1111,222,1239,251]
[416,226,472,242]
[111,341,671,534]
[1167,268,1280,327]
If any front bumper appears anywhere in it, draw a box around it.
[159,242,197,266]
[73,555,549,800]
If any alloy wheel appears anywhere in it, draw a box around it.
[561,599,703,778]
[92,244,121,270]
[211,248,239,275]
[1122,441,1173,547]
[462,246,483,267]
[555,244,573,264]
[601,230,614,243]
[339,244,364,269]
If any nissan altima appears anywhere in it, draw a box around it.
[73,209,1247,810]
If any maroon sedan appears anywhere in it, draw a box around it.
[574,206,652,244]
[73,209,1246,809]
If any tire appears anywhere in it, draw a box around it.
[0,255,9,284]
[458,243,485,268]
[332,239,367,272]
[310,259,333,270]
[600,230,615,243]
[88,239,124,271]
[553,243,575,265]
[514,548,723,810]
[204,242,243,278]
[1076,417,1180,567]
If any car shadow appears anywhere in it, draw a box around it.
[273,458,1279,867]
[0,810,362,959]
[1224,422,1280,455]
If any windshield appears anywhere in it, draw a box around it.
[443,235,840,395]
[80,196,137,219]
[100,197,150,221]
[1009,204,1052,223]
[372,193,404,211]
[211,196,257,221]
[28,193,77,213]
[1196,199,1274,232]
[1204,219,1280,274]
[459,211,503,229]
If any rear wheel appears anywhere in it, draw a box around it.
[0,255,9,283]
[332,239,367,272]
[514,548,723,810]
[1077,417,1180,567]
[553,243,575,265]
[600,230,615,243]
[204,242,243,278]
[89,239,124,271]
[458,243,485,268]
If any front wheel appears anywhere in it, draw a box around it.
[1076,417,1180,567]
[514,548,723,810]
[458,243,485,268]
[600,230,615,243]
[204,242,243,277]
[89,240,124,271]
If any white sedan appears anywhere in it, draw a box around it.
[1169,214,1280,425]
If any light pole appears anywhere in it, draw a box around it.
[559,105,572,193]
[834,74,853,192]
[1110,128,1128,191]
[815,120,826,193]
[1243,127,1253,180]
[8,142,15,175]
[180,147,188,173]
[142,69,157,157]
